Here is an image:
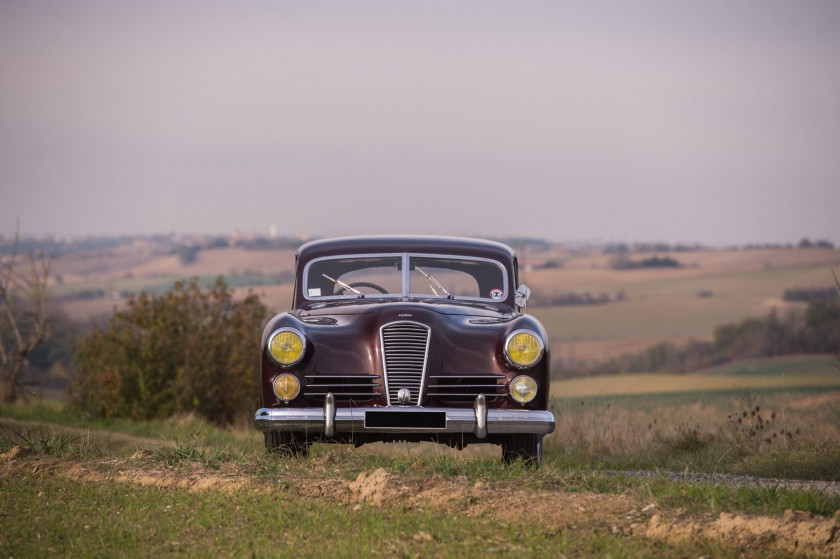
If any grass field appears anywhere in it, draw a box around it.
[523,247,840,361]
[550,355,840,398]
[531,257,839,360]
[3,387,840,557]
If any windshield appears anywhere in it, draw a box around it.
[303,253,507,301]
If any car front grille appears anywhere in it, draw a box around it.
[380,321,430,406]
[303,374,382,401]
[425,374,507,402]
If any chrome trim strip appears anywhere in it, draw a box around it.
[305,384,381,388]
[430,384,503,389]
[254,407,555,435]
[304,392,383,398]
[305,374,379,379]
[429,375,506,379]
[426,393,505,399]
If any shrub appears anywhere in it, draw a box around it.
[68,277,269,425]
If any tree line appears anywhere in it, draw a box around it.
[553,298,840,378]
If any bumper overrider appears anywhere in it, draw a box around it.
[255,394,555,439]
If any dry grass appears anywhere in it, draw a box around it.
[547,386,840,479]
[127,247,296,277]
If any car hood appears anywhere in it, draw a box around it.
[295,299,515,320]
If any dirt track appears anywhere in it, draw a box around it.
[3,448,839,556]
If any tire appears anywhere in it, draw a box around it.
[264,431,309,457]
[502,433,543,466]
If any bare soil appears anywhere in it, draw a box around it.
[3,450,838,556]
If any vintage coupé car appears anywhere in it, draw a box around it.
[254,236,554,463]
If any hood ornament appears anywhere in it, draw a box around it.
[397,388,411,404]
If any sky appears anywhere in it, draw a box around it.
[1,1,839,246]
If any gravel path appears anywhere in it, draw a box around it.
[604,469,840,496]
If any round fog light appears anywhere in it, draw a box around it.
[273,373,301,402]
[509,375,537,404]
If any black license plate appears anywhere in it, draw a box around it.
[365,411,446,429]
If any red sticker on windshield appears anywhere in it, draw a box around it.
[490,289,503,299]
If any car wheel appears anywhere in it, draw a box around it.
[264,431,309,457]
[502,433,542,466]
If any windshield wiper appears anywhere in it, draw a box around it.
[415,267,452,298]
[322,274,364,297]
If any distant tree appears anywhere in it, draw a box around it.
[177,246,200,266]
[0,221,53,402]
[782,286,838,302]
[639,256,681,268]
[608,254,682,270]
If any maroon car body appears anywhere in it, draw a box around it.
[255,236,554,463]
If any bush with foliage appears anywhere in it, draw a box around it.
[68,278,268,425]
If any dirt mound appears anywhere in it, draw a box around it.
[0,446,34,461]
[644,510,840,555]
[349,467,411,505]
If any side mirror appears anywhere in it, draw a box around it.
[515,284,531,312]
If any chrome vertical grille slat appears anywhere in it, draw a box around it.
[381,321,430,406]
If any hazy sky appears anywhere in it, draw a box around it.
[2,1,839,245]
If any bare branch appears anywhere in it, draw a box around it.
[0,218,53,402]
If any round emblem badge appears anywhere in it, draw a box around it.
[490,289,503,299]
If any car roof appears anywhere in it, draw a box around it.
[297,235,517,263]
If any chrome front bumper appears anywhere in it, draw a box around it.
[255,394,555,438]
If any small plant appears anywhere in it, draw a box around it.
[723,392,790,452]
[661,423,713,453]
[152,434,232,469]
[13,427,100,458]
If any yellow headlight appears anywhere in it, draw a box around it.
[504,330,544,368]
[272,373,301,401]
[509,375,538,404]
[268,329,306,366]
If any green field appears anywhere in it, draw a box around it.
[550,356,840,398]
